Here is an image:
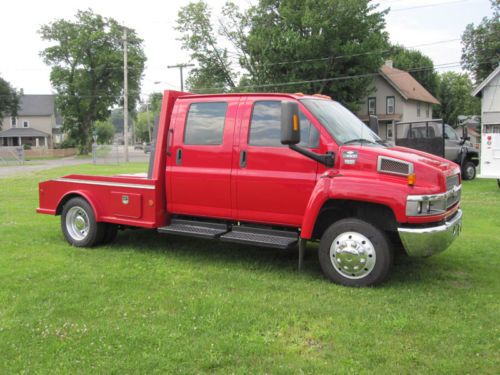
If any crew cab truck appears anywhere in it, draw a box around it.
[37,91,463,287]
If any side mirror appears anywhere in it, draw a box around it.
[368,115,379,134]
[281,101,301,145]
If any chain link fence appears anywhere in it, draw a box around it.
[0,146,25,165]
[91,144,150,165]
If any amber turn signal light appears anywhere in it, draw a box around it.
[407,173,416,186]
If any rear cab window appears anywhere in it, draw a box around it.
[248,101,319,148]
[184,102,228,145]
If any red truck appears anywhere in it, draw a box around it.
[37,91,462,286]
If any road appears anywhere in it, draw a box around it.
[0,147,149,179]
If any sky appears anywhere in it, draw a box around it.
[0,0,494,99]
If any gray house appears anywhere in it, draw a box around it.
[357,61,440,140]
[0,95,63,148]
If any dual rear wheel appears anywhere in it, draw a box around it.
[61,197,118,247]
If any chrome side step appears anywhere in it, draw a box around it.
[158,219,228,239]
[220,226,298,249]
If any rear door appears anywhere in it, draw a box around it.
[166,97,239,219]
[234,97,320,227]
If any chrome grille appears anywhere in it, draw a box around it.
[446,174,459,192]
[378,156,413,176]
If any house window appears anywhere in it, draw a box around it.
[368,97,376,115]
[386,96,395,115]
[11,117,17,128]
[426,104,430,118]
[23,120,29,128]
[417,102,421,117]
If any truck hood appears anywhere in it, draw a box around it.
[380,146,457,175]
[337,144,461,192]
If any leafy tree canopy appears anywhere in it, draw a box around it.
[177,0,390,110]
[434,71,481,126]
[94,120,115,144]
[39,9,146,153]
[135,111,154,143]
[0,76,20,127]
[461,0,500,83]
[388,45,438,95]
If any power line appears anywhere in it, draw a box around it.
[1,59,491,98]
[190,60,473,93]
[260,38,462,67]
[390,0,475,12]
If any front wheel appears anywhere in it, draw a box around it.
[61,197,106,247]
[318,218,393,287]
[462,161,476,180]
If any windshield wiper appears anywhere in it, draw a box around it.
[343,138,378,145]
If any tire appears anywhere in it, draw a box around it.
[61,197,106,247]
[461,161,476,180]
[102,224,118,244]
[318,218,393,287]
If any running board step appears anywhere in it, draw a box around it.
[158,219,228,239]
[220,227,298,249]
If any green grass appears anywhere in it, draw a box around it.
[1,164,499,374]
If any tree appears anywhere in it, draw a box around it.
[461,0,500,82]
[245,0,390,110]
[434,72,481,126]
[147,92,163,114]
[39,9,146,153]
[176,1,236,92]
[94,120,115,144]
[176,0,390,110]
[135,111,153,143]
[0,76,20,128]
[388,45,438,95]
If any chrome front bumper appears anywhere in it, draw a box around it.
[398,209,462,257]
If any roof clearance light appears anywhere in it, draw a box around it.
[313,94,332,100]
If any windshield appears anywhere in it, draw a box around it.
[301,99,382,145]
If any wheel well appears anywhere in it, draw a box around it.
[56,193,86,215]
[311,199,397,240]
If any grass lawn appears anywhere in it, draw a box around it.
[0,163,499,374]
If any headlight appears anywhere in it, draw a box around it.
[406,185,461,216]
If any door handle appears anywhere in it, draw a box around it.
[176,148,182,165]
[240,150,247,168]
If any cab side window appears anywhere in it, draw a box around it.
[444,125,459,141]
[184,102,228,145]
[249,101,319,148]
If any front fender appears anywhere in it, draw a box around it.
[300,175,407,239]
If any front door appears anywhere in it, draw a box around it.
[167,97,240,219]
[235,98,320,227]
[444,125,461,162]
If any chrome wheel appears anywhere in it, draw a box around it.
[65,206,90,241]
[330,231,376,279]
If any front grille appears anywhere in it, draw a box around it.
[446,174,459,191]
[378,156,412,176]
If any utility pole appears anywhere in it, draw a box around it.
[123,27,129,162]
[167,63,194,92]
